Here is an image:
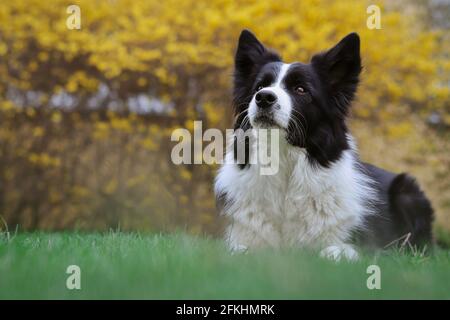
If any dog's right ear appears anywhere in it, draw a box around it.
[234,30,281,83]
[233,30,280,133]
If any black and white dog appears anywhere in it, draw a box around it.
[215,30,434,260]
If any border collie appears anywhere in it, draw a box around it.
[215,30,434,260]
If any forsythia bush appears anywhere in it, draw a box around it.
[1,0,448,119]
[0,0,448,232]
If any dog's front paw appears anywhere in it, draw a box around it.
[320,244,358,261]
[229,244,248,254]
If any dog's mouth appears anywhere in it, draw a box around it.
[252,112,281,128]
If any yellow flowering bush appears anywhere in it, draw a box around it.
[1,0,448,118]
[0,0,448,232]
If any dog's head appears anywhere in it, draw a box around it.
[233,30,362,167]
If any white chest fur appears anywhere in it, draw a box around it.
[215,133,375,258]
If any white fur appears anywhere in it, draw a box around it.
[215,132,376,261]
[274,63,291,87]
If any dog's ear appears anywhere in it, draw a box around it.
[311,33,361,113]
[234,30,281,85]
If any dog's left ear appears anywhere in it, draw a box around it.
[311,33,361,113]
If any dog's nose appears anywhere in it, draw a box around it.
[255,90,277,109]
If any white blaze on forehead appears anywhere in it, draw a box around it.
[274,63,291,88]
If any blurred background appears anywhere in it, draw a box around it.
[0,0,448,238]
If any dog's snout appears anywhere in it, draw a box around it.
[255,90,277,109]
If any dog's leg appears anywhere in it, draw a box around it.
[229,244,249,254]
[320,244,359,261]
[225,224,250,254]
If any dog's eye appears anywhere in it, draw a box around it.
[294,86,306,95]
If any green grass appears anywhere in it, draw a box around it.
[0,232,449,299]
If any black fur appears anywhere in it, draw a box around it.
[231,29,434,250]
[356,164,434,250]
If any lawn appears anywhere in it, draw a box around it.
[0,232,449,299]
